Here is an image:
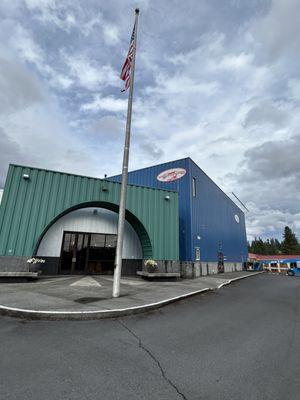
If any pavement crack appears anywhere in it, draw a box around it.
[118,319,188,400]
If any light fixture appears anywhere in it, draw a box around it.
[164,195,170,201]
[23,174,30,180]
[102,186,108,192]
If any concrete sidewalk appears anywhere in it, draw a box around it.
[0,271,264,320]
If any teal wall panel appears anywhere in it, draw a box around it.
[0,165,179,260]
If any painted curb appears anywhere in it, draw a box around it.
[0,272,264,320]
[0,288,212,320]
[217,271,265,288]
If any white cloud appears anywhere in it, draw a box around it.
[147,73,220,96]
[287,79,300,101]
[89,115,124,137]
[243,100,290,129]
[81,16,102,37]
[0,99,103,183]
[246,203,300,241]
[24,0,76,33]
[81,95,127,113]
[50,73,73,89]
[3,23,74,92]
[10,24,44,68]
[103,24,120,45]
[0,54,44,114]
[64,54,119,90]
[218,53,254,70]
[251,0,300,62]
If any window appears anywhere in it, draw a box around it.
[105,235,117,248]
[90,234,105,248]
[192,177,196,197]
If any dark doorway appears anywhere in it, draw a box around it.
[60,231,117,274]
[217,251,225,273]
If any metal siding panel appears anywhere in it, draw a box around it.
[6,167,31,255]
[45,172,59,224]
[34,171,53,242]
[54,173,67,214]
[86,178,93,201]
[72,174,81,204]
[78,177,88,204]
[190,159,248,262]
[0,166,15,253]
[15,168,39,255]
[23,170,46,254]
[1,166,22,254]
[0,165,14,239]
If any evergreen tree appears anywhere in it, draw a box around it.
[269,238,279,254]
[281,226,300,254]
[248,235,286,255]
[247,241,251,252]
[274,239,282,254]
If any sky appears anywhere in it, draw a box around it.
[0,0,299,241]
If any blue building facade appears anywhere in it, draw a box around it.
[110,157,248,267]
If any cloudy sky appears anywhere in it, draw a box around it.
[0,0,299,240]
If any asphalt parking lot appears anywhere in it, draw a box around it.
[0,274,299,400]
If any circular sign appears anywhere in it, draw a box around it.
[157,168,186,182]
[234,214,240,223]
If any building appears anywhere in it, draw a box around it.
[248,253,300,273]
[109,157,248,274]
[0,158,248,276]
[0,164,179,275]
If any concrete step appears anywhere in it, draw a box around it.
[0,272,39,278]
[137,271,180,279]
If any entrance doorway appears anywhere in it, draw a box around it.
[60,231,117,274]
[217,251,225,273]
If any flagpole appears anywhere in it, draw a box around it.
[113,9,139,298]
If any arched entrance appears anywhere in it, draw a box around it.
[34,202,152,275]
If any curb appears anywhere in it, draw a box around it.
[217,271,265,288]
[0,272,264,321]
[0,288,212,321]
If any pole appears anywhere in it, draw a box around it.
[112,9,139,298]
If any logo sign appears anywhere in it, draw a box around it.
[157,168,186,183]
[234,214,240,223]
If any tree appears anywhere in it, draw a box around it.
[248,227,300,255]
[274,239,282,254]
[281,226,300,254]
[248,237,268,254]
[268,238,280,254]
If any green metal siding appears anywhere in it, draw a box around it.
[0,165,179,260]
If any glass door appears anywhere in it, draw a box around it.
[75,233,89,274]
[60,232,77,274]
[87,233,117,274]
[60,232,117,275]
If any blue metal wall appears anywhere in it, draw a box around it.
[109,157,248,263]
[110,158,192,261]
[189,159,248,263]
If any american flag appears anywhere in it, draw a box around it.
[120,22,136,92]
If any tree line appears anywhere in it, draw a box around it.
[248,226,300,255]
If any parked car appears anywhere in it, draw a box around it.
[287,264,300,276]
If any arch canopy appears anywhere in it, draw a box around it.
[34,201,153,259]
